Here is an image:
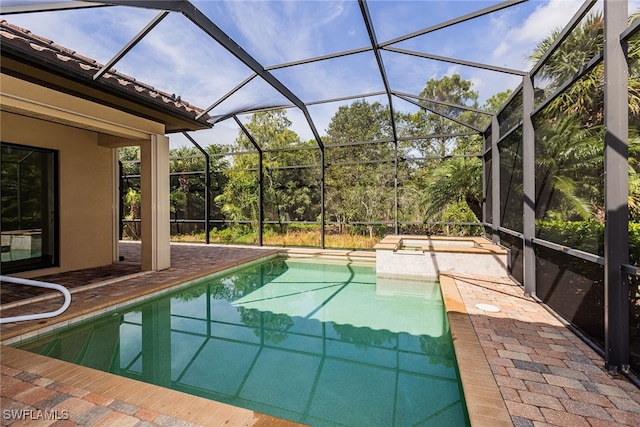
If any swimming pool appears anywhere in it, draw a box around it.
[15,257,469,426]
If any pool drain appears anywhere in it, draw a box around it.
[475,303,500,312]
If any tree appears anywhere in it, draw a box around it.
[628,131,640,222]
[534,113,603,221]
[529,11,640,121]
[409,74,482,157]
[170,146,204,234]
[529,13,605,124]
[167,145,229,236]
[628,12,640,223]
[406,82,503,229]
[1,145,47,231]
[528,11,640,222]
[119,144,228,239]
[324,100,395,238]
[421,157,483,223]
[215,151,260,229]
[119,146,141,238]
[216,110,319,236]
[401,74,486,231]
[419,94,507,225]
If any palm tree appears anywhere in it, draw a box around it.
[529,13,604,124]
[529,11,640,122]
[529,11,640,222]
[412,85,500,232]
[420,156,483,223]
[534,113,603,221]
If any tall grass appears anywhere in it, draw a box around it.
[169,228,379,249]
[263,230,378,249]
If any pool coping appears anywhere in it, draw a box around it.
[2,247,510,426]
[374,235,507,255]
[0,250,282,344]
[440,273,513,427]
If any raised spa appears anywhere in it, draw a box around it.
[375,235,508,279]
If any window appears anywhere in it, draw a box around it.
[1,142,58,273]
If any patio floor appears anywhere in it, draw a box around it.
[1,241,639,426]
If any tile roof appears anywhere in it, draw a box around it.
[0,20,211,131]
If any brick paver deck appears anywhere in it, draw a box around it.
[1,241,638,426]
[449,273,640,426]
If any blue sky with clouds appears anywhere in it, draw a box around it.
[3,0,638,148]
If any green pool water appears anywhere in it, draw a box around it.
[16,257,469,426]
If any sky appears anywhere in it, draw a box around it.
[2,0,637,148]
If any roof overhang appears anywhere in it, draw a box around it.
[0,21,211,133]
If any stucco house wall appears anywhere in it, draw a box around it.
[2,111,114,274]
[1,18,209,276]
[1,73,165,277]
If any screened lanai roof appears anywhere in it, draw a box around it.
[0,0,620,148]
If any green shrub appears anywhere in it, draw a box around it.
[209,226,258,244]
[630,222,640,266]
[536,220,639,266]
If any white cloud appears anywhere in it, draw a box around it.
[115,13,255,108]
[492,40,510,62]
[490,0,585,71]
[514,0,584,43]
[174,124,240,150]
[218,0,350,65]
[3,7,154,64]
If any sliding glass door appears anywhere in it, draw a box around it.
[1,142,58,273]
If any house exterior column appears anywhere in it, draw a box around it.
[140,134,170,271]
